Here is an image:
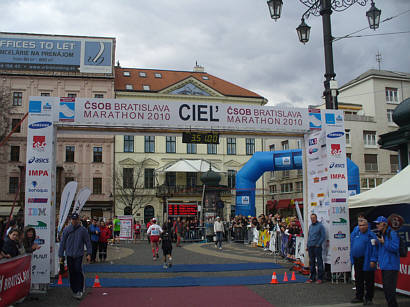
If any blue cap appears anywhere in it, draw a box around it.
[71,213,79,219]
[373,216,387,224]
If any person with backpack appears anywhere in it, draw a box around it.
[374,216,400,307]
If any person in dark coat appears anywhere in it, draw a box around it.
[2,229,20,258]
[161,223,173,269]
[23,227,40,253]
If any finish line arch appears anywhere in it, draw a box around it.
[25,96,351,284]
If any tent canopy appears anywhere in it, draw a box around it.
[348,165,410,208]
[158,159,221,173]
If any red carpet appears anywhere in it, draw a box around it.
[80,286,274,307]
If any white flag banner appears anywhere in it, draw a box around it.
[72,187,92,215]
[57,181,78,232]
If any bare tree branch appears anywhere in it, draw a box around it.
[0,86,12,143]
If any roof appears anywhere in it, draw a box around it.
[114,67,264,99]
[340,69,410,90]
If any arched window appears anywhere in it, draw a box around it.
[144,205,154,224]
[124,206,132,215]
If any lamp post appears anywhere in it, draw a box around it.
[267,0,381,109]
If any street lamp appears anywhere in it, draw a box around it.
[267,0,381,109]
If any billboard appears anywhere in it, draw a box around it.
[0,33,114,73]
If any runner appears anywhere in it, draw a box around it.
[112,216,121,244]
[160,223,173,269]
[147,218,162,260]
[133,220,141,243]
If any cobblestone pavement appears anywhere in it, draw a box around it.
[18,241,410,307]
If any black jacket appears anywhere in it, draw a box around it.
[2,237,20,257]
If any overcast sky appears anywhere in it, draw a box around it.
[1,0,409,107]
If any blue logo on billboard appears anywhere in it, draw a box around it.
[329,162,345,169]
[334,231,346,239]
[84,41,111,66]
[28,181,48,193]
[325,113,335,124]
[327,131,344,138]
[309,138,317,146]
[336,114,343,122]
[59,101,75,122]
[29,121,52,129]
[309,110,322,130]
[309,148,318,154]
[331,183,346,194]
[28,156,49,164]
[29,101,42,113]
[43,102,52,111]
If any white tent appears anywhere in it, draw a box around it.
[348,164,410,208]
[158,159,221,173]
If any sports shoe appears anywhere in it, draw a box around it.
[156,253,159,258]
[315,279,323,284]
[73,292,83,300]
[350,297,363,303]
[153,256,157,261]
[305,279,314,283]
[219,247,222,250]
[163,263,168,269]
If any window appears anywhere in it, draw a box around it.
[125,84,133,90]
[297,169,303,177]
[166,136,176,153]
[123,168,134,189]
[93,178,102,194]
[186,173,197,187]
[346,153,352,160]
[246,138,255,155]
[65,177,75,185]
[296,181,303,192]
[165,172,176,187]
[385,87,398,103]
[139,72,147,77]
[280,182,293,193]
[361,178,383,189]
[228,170,236,189]
[94,94,104,98]
[65,146,75,162]
[155,73,162,78]
[12,92,22,106]
[11,119,21,133]
[227,138,236,155]
[387,109,394,123]
[282,170,290,179]
[364,154,378,171]
[207,144,217,154]
[123,71,130,76]
[10,146,19,161]
[345,129,351,146]
[143,85,150,91]
[67,93,77,98]
[270,171,275,178]
[93,147,102,163]
[41,92,50,96]
[269,144,275,151]
[363,131,376,146]
[187,143,197,154]
[281,140,289,150]
[202,76,209,80]
[144,169,154,189]
[124,135,134,152]
[390,155,399,173]
[9,177,19,194]
[296,139,302,149]
[270,185,277,194]
[145,136,155,153]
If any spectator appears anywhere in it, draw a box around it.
[306,213,326,284]
[175,217,183,247]
[350,219,377,305]
[2,229,20,258]
[374,216,400,307]
[58,213,91,300]
[214,217,224,250]
[23,227,40,254]
[134,220,141,242]
[88,218,100,263]
[98,220,111,262]
[6,219,18,236]
[112,216,121,244]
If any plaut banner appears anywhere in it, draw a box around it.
[0,255,31,307]
[375,252,410,295]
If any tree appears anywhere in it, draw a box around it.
[114,159,156,216]
[0,86,12,143]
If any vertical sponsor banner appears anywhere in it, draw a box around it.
[25,97,57,284]
[323,110,351,273]
[305,129,331,263]
[118,216,133,240]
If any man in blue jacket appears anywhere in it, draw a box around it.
[59,213,92,300]
[350,219,378,305]
[306,213,326,284]
[88,217,100,263]
[374,216,400,307]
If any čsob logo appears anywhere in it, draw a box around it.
[29,121,52,129]
[327,131,344,138]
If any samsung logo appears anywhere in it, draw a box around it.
[29,121,52,129]
[327,131,344,138]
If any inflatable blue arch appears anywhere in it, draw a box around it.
[235,150,360,217]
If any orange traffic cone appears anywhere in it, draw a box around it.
[283,272,288,282]
[270,272,278,284]
[291,271,296,281]
[93,275,101,288]
[57,274,63,285]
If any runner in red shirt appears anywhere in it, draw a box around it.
[147,218,163,260]
[133,220,141,243]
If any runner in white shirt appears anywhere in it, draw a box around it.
[147,218,163,260]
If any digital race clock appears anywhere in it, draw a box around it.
[182,132,220,144]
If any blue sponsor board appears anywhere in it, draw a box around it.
[309,110,321,130]
[327,131,344,138]
[325,113,336,124]
[59,101,75,121]
[84,41,111,66]
[29,100,42,113]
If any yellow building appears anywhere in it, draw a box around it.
[114,65,266,224]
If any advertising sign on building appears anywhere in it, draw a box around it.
[0,33,114,74]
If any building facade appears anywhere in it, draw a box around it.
[264,69,410,215]
[0,33,116,219]
[113,65,266,224]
